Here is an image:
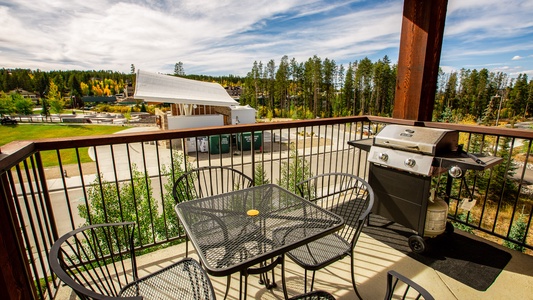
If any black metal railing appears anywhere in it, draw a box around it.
[0,116,532,299]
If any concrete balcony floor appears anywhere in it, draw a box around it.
[55,230,533,299]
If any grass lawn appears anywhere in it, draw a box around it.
[0,124,131,167]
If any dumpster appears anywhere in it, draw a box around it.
[237,132,262,151]
[209,134,230,154]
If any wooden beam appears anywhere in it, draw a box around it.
[393,0,448,121]
[0,174,37,299]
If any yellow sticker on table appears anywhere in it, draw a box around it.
[247,209,259,216]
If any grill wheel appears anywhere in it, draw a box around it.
[408,235,428,254]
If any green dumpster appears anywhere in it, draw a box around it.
[237,132,262,151]
[209,134,230,154]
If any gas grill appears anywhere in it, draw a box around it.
[369,125,459,176]
[349,124,502,253]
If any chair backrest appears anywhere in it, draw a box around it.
[384,270,434,300]
[296,173,374,247]
[288,290,336,300]
[49,222,138,300]
[173,166,253,204]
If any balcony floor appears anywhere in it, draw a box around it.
[54,228,533,299]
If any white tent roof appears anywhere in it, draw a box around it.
[134,70,238,106]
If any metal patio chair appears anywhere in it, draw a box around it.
[384,270,434,300]
[172,166,254,257]
[173,166,272,298]
[288,290,336,300]
[275,173,374,300]
[49,222,215,300]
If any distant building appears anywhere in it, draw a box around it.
[224,86,242,100]
[82,96,117,105]
[8,88,39,103]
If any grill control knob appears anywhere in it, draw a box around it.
[404,158,416,168]
[378,153,388,162]
[449,165,463,178]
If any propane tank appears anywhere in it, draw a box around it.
[424,189,449,238]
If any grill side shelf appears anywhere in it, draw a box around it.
[434,153,503,171]
[347,138,373,152]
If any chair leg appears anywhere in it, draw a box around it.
[351,255,363,300]
[261,257,278,289]
[185,235,189,257]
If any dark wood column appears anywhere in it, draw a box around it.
[0,173,36,299]
[393,0,448,121]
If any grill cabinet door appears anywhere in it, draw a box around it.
[368,164,431,235]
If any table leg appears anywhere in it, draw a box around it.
[240,271,248,300]
[223,275,231,300]
[281,255,288,300]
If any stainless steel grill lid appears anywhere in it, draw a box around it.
[373,125,458,155]
[368,125,460,176]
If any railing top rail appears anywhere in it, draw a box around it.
[5,116,371,152]
[2,115,533,172]
[367,116,533,139]
[422,121,533,139]
[0,141,37,173]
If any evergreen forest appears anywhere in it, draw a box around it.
[1,55,532,125]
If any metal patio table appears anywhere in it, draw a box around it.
[175,184,345,300]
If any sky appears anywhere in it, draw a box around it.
[1,0,532,78]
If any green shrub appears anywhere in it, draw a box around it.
[277,149,313,193]
[78,164,160,246]
[254,163,270,186]
[503,213,527,252]
[452,212,474,234]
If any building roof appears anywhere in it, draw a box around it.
[134,70,238,107]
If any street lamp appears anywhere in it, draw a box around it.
[493,95,503,126]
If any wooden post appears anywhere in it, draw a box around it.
[0,173,37,299]
[393,0,448,121]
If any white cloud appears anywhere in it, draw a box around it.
[512,56,523,60]
[445,0,533,41]
[1,0,532,76]
[439,65,458,74]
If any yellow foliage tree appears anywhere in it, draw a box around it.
[80,82,89,96]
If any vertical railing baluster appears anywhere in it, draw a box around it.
[7,167,43,298]
[56,149,76,230]
[140,142,156,243]
[155,140,169,240]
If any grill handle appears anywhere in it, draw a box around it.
[458,146,486,165]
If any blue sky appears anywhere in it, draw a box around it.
[1,0,532,78]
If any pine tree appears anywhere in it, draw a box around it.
[174,62,185,76]
[343,62,355,115]
[277,149,313,193]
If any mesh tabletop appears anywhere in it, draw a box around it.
[175,184,344,277]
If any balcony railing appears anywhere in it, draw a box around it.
[0,116,532,299]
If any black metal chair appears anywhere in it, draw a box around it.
[173,165,254,203]
[172,166,254,257]
[384,270,434,300]
[275,173,374,300]
[48,222,216,300]
[288,290,336,300]
[173,166,271,299]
